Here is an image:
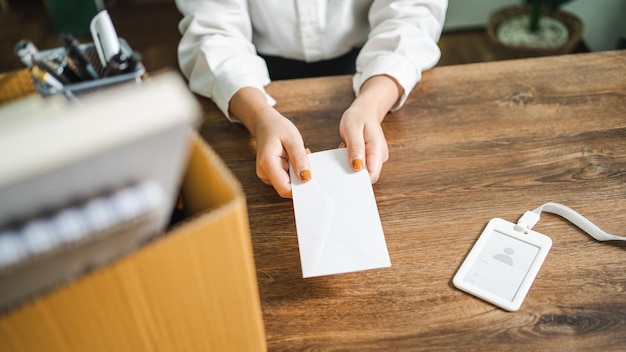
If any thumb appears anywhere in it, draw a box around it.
[285,141,312,182]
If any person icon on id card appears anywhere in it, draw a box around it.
[493,247,514,266]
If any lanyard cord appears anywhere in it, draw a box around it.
[515,202,626,241]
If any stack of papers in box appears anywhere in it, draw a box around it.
[0,71,199,310]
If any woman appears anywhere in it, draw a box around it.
[175,0,447,198]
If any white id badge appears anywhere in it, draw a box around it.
[453,218,552,311]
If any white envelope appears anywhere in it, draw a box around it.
[289,148,391,278]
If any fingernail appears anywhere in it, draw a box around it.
[300,169,311,181]
[352,159,364,171]
[338,142,346,148]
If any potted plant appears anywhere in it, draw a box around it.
[487,0,584,58]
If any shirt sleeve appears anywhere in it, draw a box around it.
[353,0,448,111]
[175,0,275,121]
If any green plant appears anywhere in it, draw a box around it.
[523,0,575,32]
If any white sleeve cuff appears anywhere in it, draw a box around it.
[352,52,420,111]
[212,74,275,123]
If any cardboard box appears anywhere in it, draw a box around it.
[0,131,267,351]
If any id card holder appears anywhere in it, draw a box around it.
[453,218,552,311]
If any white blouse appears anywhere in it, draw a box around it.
[175,0,447,120]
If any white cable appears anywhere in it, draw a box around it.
[516,202,625,241]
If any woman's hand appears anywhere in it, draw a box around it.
[230,87,311,198]
[253,111,311,198]
[339,105,388,183]
[339,75,403,183]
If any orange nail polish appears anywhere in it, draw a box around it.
[352,159,364,171]
[300,169,311,181]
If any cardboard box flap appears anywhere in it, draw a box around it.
[0,132,267,351]
[181,131,244,215]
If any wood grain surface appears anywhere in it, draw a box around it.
[197,51,626,351]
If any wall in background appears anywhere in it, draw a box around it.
[444,0,626,51]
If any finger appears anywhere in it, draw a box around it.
[364,150,383,183]
[342,127,366,172]
[264,164,293,198]
[363,127,389,184]
[257,152,293,198]
[284,140,312,183]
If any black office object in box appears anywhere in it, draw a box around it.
[34,38,144,99]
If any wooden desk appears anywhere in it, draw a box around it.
[197,51,626,351]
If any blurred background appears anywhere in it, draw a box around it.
[1,0,625,75]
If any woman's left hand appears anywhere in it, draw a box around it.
[338,74,403,183]
[339,105,389,183]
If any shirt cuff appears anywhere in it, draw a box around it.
[353,52,420,111]
[211,66,274,123]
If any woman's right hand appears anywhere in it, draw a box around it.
[253,110,311,198]
[229,87,311,198]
